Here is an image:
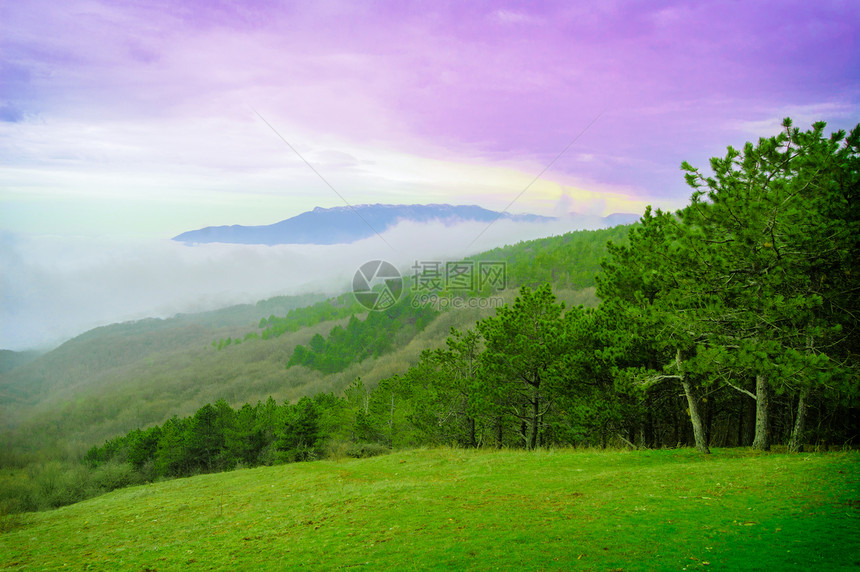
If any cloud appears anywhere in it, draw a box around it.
[731,102,859,137]
[493,9,544,25]
[0,215,621,350]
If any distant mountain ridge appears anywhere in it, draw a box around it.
[173,203,638,245]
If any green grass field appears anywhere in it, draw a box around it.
[1,448,857,571]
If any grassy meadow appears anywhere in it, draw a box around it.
[1,447,857,570]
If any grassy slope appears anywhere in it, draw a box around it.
[1,448,857,571]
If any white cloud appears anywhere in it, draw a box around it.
[493,9,543,25]
[732,102,858,137]
[0,215,619,350]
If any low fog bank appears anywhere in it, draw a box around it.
[0,215,615,350]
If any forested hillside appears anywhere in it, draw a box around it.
[472,225,630,290]
[0,223,617,463]
[0,293,324,410]
[0,350,41,376]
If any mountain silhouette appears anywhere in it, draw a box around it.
[173,203,637,245]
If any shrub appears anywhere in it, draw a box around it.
[0,470,38,515]
[49,464,92,508]
[90,461,142,493]
[346,442,390,459]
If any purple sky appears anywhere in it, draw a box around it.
[2,0,857,237]
[1,0,859,349]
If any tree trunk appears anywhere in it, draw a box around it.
[736,395,745,447]
[528,392,540,450]
[677,349,710,454]
[744,391,756,446]
[682,380,711,454]
[788,388,809,453]
[644,403,655,448]
[467,416,477,448]
[672,400,680,447]
[704,396,713,446]
[751,375,771,451]
[388,393,396,447]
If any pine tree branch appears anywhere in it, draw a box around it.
[722,379,757,400]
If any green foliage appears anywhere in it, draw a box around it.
[274,397,321,462]
[676,118,860,393]
[478,284,569,449]
[287,303,439,374]
[154,416,190,478]
[404,328,483,447]
[78,392,353,495]
[89,460,143,493]
[472,225,631,290]
[212,295,362,349]
[259,294,363,340]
